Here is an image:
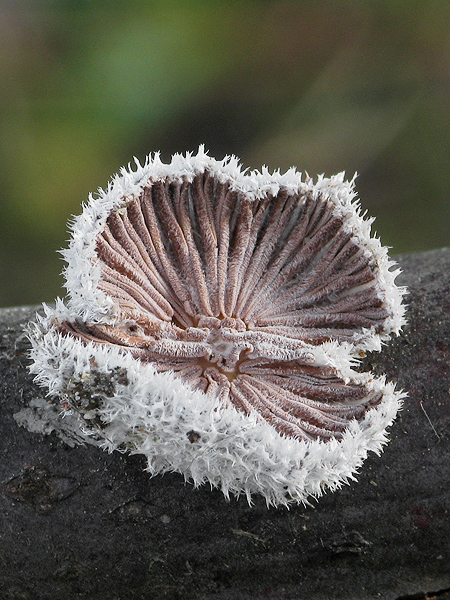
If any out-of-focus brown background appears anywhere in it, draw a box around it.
[1,0,449,307]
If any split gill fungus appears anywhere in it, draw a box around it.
[28,147,407,506]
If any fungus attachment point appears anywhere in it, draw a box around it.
[28,147,407,506]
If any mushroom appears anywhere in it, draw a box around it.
[28,147,407,506]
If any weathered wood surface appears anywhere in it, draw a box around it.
[1,247,449,600]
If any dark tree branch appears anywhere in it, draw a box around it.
[1,248,450,600]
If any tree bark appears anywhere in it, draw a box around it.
[1,247,450,600]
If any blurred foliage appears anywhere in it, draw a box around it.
[1,0,449,306]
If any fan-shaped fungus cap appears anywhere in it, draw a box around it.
[28,146,407,506]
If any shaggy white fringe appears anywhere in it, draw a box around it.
[28,147,407,507]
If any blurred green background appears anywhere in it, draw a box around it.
[1,0,449,308]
